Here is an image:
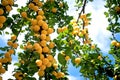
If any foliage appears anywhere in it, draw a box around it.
[0,0,120,80]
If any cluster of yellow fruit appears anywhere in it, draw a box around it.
[0,9,6,28]
[0,35,16,76]
[28,0,43,12]
[57,26,68,33]
[80,14,89,26]
[111,40,120,47]
[52,71,65,79]
[21,1,65,79]
[0,0,14,29]
[1,0,14,12]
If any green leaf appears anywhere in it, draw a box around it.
[14,63,21,67]
[58,53,66,65]
[104,12,109,17]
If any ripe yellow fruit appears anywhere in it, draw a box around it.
[42,58,49,65]
[62,26,68,31]
[33,0,39,3]
[98,55,102,60]
[40,65,46,70]
[38,70,44,76]
[7,41,13,46]
[40,54,44,60]
[2,0,8,6]
[26,44,33,49]
[48,42,55,49]
[31,19,37,26]
[37,1,43,7]
[47,55,53,62]
[12,43,18,49]
[46,62,52,67]
[0,16,6,23]
[38,20,44,26]
[116,42,120,47]
[11,35,17,41]
[38,10,44,16]
[46,35,51,41]
[52,71,57,76]
[4,52,11,58]
[21,12,27,18]
[32,25,40,32]
[7,57,12,62]
[0,23,3,28]
[53,63,58,69]
[33,43,40,50]
[0,9,4,15]
[56,72,65,78]
[28,3,34,9]
[65,56,70,61]
[6,5,12,12]
[1,58,8,63]
[40,40,47,47]
[40,34,46,40]
[0,67,6,73]
[47,28,54,34]
[41,30,47,35]
[42,46,49,53]
[91,44,95,49]
[9,49,14,54]
[57,28,63,33]
[36,47,42,54]
[75,57,81,64]
[8,0,14,5]
[42,22,48,30]
[36,15,43,20]
[52,8,57,13]
[33,6,39,12]
[36,60,42,67]
[0,62,2,68]
[111,40,117,46]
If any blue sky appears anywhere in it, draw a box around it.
[0,0,119,80]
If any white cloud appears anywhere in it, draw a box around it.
[85,0,111,53]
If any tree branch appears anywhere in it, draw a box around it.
[77,0,87,23]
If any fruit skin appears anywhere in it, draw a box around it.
[65,56,70,61]
[0,9,4,15]
[38,70,44,77]
[6,5,12,12]
[75,57,81,64]
[21,12,27,18]
[36,60,42,67]
[52,8,57,13]
[0,16,6,23]
[111,40,117,46]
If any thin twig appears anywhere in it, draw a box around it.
[76,0,87,23]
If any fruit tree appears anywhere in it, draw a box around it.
[0,0,120,80]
